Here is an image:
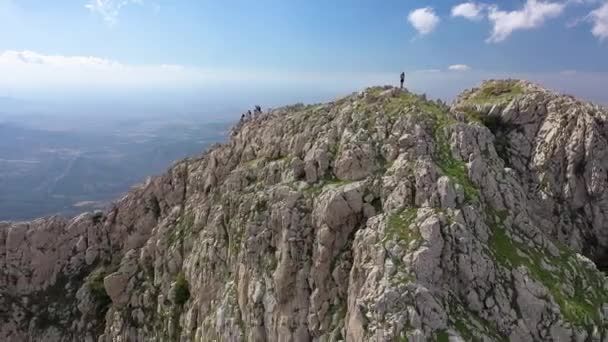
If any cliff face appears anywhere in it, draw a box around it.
[1,80,608,342]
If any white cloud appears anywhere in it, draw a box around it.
[2,50,121,68]
[408,7,440,35]
[0,50,202,90]
[452,2,485,20]
[85,0,142,25]
[487,0,565,42]
[589,2,608,41]
[448,64,471,71]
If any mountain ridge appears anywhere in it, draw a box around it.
[1,79,607,341]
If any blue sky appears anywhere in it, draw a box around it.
[1,0,607,112]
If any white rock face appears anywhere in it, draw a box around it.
[1,80,608,342]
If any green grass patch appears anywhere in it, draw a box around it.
[367,86,386,97]
[324,178,353,188]
[302,184,324,197]
[174,272,190,306]
[467,80,524,105]
[86,268,112,308]
[453,318,474,341]
[436,329,450,342]
[430,105,480,203]
[245,158,264,169]
[434,120,479,202]
[385,208,420,245]
[463,109,483,124]
[488,209,607,328]
[385,91,444,120]
[269,154,294,164]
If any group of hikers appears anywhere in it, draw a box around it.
[239,105,263,123]
[232,105,263,135]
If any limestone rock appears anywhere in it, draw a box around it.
[2,82,608,341]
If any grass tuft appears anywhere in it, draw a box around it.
[467,80,524,105]
[386,208,420,245]
[174,272,190,306]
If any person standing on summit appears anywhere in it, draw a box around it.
[400,72,405,89]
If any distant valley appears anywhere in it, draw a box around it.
[0,117,231,220]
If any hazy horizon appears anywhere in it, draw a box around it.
[1,0,608,119]
[2,70,608,124]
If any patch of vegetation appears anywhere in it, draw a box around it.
[228,219,245,255]
[468,80,524,105]
[328,142,340,157]
[385,91,444,120]
[324,178,353,188]
[268,154,296,167]
[448,294,508,342]
[453,318,473,341]
[245,158,264,169]
[28,273,78,331]
[434,119,480,202]
[385,208,420,245]
[364,115,378,133]
[254,198,268,212]
[489,224,527,268]
[394,320,415,342]
[367,86,386,97]
[174,272,190,306]
[436,329,450,342]
[145,195,161,219]
[86,268,112,310]
[167,212,195,246]
[302,183,324,197]
[463,109,483,124]
[327,297,347,334]
[397,332,409,342]
[487,208,607,328]
[266,253,278,272]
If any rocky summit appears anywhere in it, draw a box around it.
[2,80,608,342]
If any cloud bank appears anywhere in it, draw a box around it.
[408,7,440,35]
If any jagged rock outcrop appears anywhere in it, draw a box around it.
[1,80,607,341]
[453,80,608,267]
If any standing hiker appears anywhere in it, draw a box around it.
[400,72,405,89]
